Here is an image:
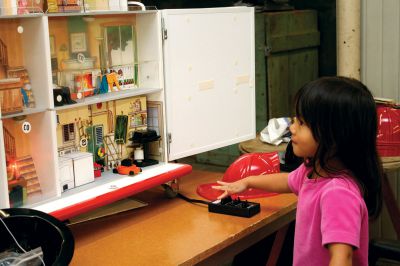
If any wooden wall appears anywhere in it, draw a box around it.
[361,0,400,240]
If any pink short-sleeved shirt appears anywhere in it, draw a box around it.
[288,164,369,266]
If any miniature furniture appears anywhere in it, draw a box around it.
[0,79,23,115]
[7,177,27,207]
[68,169,297,265]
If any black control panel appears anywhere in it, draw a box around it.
[208,196,260,218]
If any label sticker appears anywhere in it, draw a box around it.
[22,122,31,134]
[80,138,88,147]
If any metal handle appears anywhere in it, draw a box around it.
[0,210,9,218]
[127,1,146,10]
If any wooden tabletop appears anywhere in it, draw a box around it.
[240,135,400,173]
[68,169,297,266]
[239,134,288,154]
[382,156,400,172]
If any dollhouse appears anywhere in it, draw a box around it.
[0,7,256,220]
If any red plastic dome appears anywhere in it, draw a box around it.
[376,104,400,156]
[196,152,280,201]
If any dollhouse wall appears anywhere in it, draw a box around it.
[136,12,163,89]
[0,17,52,111]
[0,20,24,74]
[27,111,59,199]
[3,119,30,158]
[56,97,148,162]
[48,18,69,71]
[2,112,59,204]
[49,15,137,71]
[21,17,52,110]
[0,121,9,208]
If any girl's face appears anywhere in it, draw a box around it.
[289,117,318,158]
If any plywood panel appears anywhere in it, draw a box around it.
[362,0,382,95]
[362,0,400,101]
[362,0,400,239]
[381,0,400,100]
[0,19,24,69]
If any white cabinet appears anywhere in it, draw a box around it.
[0,7,255,220]
[59,156,74,191]
[61,152,94,187]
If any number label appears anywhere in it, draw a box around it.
[22,122,31,133]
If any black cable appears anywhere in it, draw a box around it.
[177,192,210,206]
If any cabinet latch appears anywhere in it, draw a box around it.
[162,18,168,40]
[163,28,168,40]
[167,133,172,155]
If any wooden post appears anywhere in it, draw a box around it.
[337,0,361,80]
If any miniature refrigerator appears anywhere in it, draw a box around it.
[0,7,255,220]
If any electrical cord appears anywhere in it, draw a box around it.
[176,192,210,206]
[0,217,27,253]
[162,183,210,206]
[0,217,46,265]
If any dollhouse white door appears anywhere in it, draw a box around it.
[162,7,256,161]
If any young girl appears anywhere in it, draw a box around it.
[213,76,383,266]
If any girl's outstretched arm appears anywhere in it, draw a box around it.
[328,243,353,266]
[212,172,291,199]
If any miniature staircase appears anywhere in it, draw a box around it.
[16,155,41,196]
[3,127,16,159]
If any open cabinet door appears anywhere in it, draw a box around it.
[162,7,255,161]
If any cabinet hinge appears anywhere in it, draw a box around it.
[167,133,172,155]
[162,18,168,40]
[163,28,168,40]
[265,45,272,56]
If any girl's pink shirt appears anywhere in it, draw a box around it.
[288,164,369,266]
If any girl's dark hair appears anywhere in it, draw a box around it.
[294,76,383,218]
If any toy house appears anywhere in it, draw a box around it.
[0,7,255,220]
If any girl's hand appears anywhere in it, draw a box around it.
[212,180,248,199]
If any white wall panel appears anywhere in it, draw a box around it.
[362,0,400,240]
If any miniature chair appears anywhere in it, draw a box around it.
[0,208,74,265]
[196,152,281,201]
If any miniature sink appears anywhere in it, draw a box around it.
[0,208,74,265]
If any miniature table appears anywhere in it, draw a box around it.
[68,169,297,265]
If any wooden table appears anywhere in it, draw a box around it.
[239,134,288,154]
[68,169,297,266]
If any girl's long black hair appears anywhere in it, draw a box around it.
[294,76,383,219]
